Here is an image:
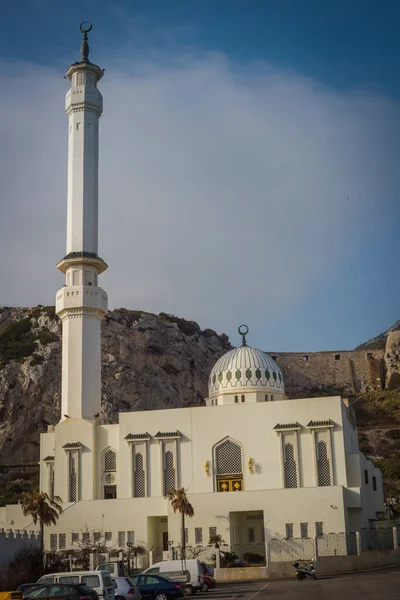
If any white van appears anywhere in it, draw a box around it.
[38,571,114,600]
[143,560,203,595]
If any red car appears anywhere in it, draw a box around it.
[200,564,216,593]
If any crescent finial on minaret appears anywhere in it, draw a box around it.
[79,21,92,62]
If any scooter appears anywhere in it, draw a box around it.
[292,561,316,580]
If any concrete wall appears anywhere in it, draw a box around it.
[214,549,400,581]
[269,349,385,397]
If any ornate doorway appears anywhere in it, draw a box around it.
[215,438,243,492]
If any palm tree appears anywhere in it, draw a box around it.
[21,490,63,565]
[167,487,194,567]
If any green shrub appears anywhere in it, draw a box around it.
[0,318,37,365]
[30,354,44,366]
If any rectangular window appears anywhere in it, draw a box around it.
[285,523,293,539]
[364,470,369,484]
[300,523,308,538]
[127,531,135,544]
[104,485,117,499]
[184,528,188,543]
[195,528,203,544]
[241,395,245,402]
[303,355,309,361]
[234,396,238,403]
[335,354,341,360]
[105,531,112,542]
[248,527,255,543]
[373,476,377,491]
[58,533,66,549]
[71,532,79,544]
[209,527,217,541]
[93,531,101,542]
[50,533,57,551]
[315,522,323,538]
[270,395,274,401]
[72,270,80,285]
[265,394,268,402]
[118,531,126,547]
[82,531,90,543]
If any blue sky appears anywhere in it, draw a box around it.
[0,0,399,351]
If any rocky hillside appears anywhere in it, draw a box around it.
[0,306,231,466]
[355,320,400,350]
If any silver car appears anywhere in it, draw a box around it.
[112,577,141,600]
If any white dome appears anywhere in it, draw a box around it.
[208,344,284,396]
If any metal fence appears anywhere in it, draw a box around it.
[316,532,357,556]
[269,536,315,562]
[360,528,394,551]
[269,528,396,562]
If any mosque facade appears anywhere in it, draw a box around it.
[0,25,384,565]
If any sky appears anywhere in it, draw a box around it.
[0,0,399,351]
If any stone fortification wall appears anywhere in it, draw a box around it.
[0,529,40,566]
[268,349,385,398]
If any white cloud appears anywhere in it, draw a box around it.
[0,55,399,345]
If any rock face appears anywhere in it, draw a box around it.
[0,307,231,465]
[385,330,400,390]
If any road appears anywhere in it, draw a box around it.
[205,566,400,599]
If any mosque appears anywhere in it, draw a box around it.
[1,25,383,564]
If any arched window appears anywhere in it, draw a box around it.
[234,396,238,403]
[284,443,297,488]
[104,449,117,472]
[163,450,176,496]
[317,441,331,486]
[215,439,243,492]
[133,453,145,498]
[241,395,245,403]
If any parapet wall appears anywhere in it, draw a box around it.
[267,349,385,398]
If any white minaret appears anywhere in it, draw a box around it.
[56,23,108,420]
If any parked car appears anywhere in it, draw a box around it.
[142,560,203,596]
[17,584,41,598]
[38,571,113,600]
[23,582,98,600]
[127,574,184,600]
[111,577,141,600]
[199,564,216,593]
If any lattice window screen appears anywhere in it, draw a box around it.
[317,440,331,486]
[72,270,80,285]
[104,450,117,472]
[215,440,242,475]
[69,453,77,502]
[283,442,298,488]
[163,450,176,496]
[133,452,146,498]
[49,463,55,500]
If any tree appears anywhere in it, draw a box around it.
[167,487,194,566]
[21,490,63,565]
[72,526,107,570]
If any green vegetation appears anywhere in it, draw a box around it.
[0,318,37,365]
[0,313,59,368]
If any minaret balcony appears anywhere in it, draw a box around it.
[56,285,108,317]
[65,86,103,116]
